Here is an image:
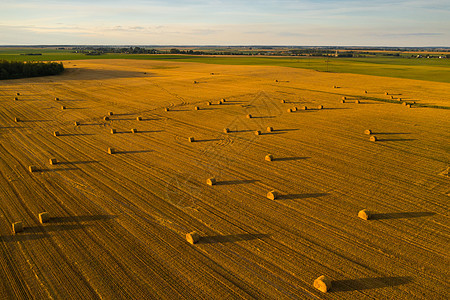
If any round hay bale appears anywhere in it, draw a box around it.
[402,102,407,106]
[287,108,292,113]
[223,128,230,133]
[165,107,170,112]
[108,112,114,116]
[107,147,115,154]
[12,222,23,234]
[217,100,222,105]
[369,135,377,142]
[131,128,137,133]
[136,116,142,121]
[14,97,18,101]
[206,101,211,105]
[265,154,273,162]
[49,158,57,165]
[333,85,338,88]
[193,80,198,84]
[186,232,200,244]
[54,97,59,101]
[61,106,66,110]
[110,129,116,134]
[16,92,20,96]
[313,275,332,293]
[301,106,307,110]
[355,100,360,104]
[104,116,110,121]
[398,98,402,101]
[341,100,346,103]
[318,105,323,110]
[364,90,368,94]
[358,209,371,220]
[281,99,286,103]
[292,107,298,112]
[364,129,372,135]
[255,130,261,136]
[188,137,195,143]
[29,165,38,172]
[39,212,50,224]
[385,92,389,95]
[246,114,252,119]
[14,117,20,122]
[390,96,394,99]
[342,96,347,100]
[74,121,80,126]
[206,177,216,186]
[275,79,279,82]
[53,131,60,137]
[267,126,273,132]
[406,104,411,108]
[267,190,278,200]
[221,98,226,103]
[194,106,200,111]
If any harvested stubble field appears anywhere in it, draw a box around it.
[0,59,449,299]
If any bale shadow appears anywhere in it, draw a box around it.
[230,129,254,133]
[41,167,79,172]
[59,160,98,165]
[371,212,435,220]
[331,276,412,292]
[324,107,352,110]
[116,150,153,154]
[199,233,270,244]
[251,116,277,119]
[195,138,222,143]
[139,130,164,134]
[62,133,95,137]
[52,215,117,223]
[22,120,51,123]
[273,157,310,162]
[278,192,328,200]
[373,132,410,135]
[216,179,259,186]
[377,138,416,142]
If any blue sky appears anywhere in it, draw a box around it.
[0,0,448,46]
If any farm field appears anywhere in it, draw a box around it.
[0,59,449,299]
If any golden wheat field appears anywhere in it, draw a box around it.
[0,59,449,299]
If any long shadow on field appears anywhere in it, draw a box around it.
[62,133,95,137]
[52,215,117,223]
[115,150,154,154]
[373,132,411,135]
[324,107,352,110]
[331,276,412,292]
[41,167,79,172]
[195,138,222,143]
[264,129,298,135]
[251,116,277,119]
[59,160,98,165]
[273,157,310,162]
[376,138,416,142]
[200,233,269,244]
[371,212,435,220]
[216,179,259,185]
[278,193,328,200]
[137,130,165,134]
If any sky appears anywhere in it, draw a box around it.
[0,0,449,46]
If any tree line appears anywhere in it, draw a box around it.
[0,60,64,80]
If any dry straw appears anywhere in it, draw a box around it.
[358,209,371,220]
[265,154,273,161]
[39,212,50,224]
[206,177,216,186]
[314,275,332,293]
[267,190,279,200]
[12,222,23,234]
[49,158,57,165]
[186,232,200,244]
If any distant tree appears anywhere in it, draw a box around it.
[0,60,64,80]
